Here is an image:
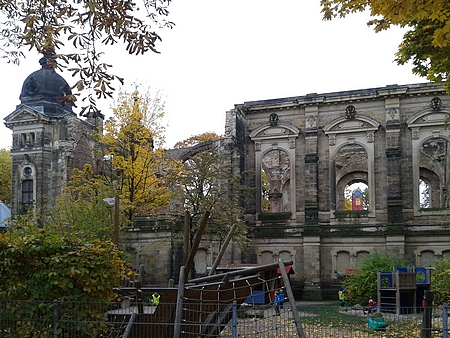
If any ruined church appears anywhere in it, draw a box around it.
[222,82,450,298]
[4,58,450,299]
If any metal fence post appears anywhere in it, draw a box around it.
[421,290,433,338]
[232,301,237,338]
[53,300,59,338]
[443,303,448,338]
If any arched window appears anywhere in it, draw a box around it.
[21,179,33,207]
[261,149,290,213]
[419,138,450,208]
[407,106,450,214]
[333,142,372,214]
[324,114,379,218]
[249,120,299,218]
[19,164,36,213]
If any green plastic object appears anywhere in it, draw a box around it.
[367,316,388,330]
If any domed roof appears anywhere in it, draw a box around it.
[19,56,74,115]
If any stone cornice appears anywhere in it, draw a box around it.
[235,83,444,113]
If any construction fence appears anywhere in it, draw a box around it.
[0,300,449,338]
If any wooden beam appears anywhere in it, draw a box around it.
[183,211,189,265]
[279,260,306,338]
[184,211,210,279]
[188,260,293,284]
[209,223,237,276]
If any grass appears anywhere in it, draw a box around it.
[300,305,369,328]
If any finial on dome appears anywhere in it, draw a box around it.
[39,55,49,69]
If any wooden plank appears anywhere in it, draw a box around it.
[189,260,293,284]
[209,223,237,275]
[278,260,306,338]
[183,211,189,265]
[184,211,210,279]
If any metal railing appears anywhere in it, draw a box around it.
[1,300,449,337]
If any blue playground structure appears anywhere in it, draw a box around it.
[377,266,431,315]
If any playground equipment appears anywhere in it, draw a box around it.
[111,212,306,338]
[377,266,431,315]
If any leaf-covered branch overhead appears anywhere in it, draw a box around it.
[321,0,450,91]
[0,0,173,115]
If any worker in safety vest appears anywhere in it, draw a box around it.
[338,287,345,307]
[152,292,160,306]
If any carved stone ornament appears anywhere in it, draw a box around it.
[255,142,261,151]
[345,105,357,119]
[387,107,399,120]
[412,128,420,140]
[306,115,316,128]
[430,97,442,111]
[289,139,295,149]
[328,134,336,146]
[366,132,375,143]
[269,113,279,126]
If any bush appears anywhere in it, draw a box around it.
[432,258,450,305]
[342,252,410,306]
[0,214,132,337]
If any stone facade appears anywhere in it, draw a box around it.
[223,82,450,299]
[4,57,102,213]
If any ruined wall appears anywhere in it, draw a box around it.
[225,83,450,299]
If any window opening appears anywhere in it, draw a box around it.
[419,138,450,208]
[344,182,369,210]
[261,149,290,213]
[22,179,34,208]
[419,179,430,209]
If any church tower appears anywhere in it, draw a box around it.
[4,56,103,214]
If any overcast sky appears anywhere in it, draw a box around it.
[0,1,424,150]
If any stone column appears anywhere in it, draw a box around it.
[302,235,322,300]
[385,100,403,224]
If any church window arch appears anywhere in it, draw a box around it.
[18,163,37,213]
[249,120,300,219]
[324,114,379,219]
[407,106,450,214]
[418,137,450,209]
[332,142,373,215]
[261,149,290,213]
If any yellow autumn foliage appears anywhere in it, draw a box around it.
[102,89,182,222]
[321,0,450,91]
